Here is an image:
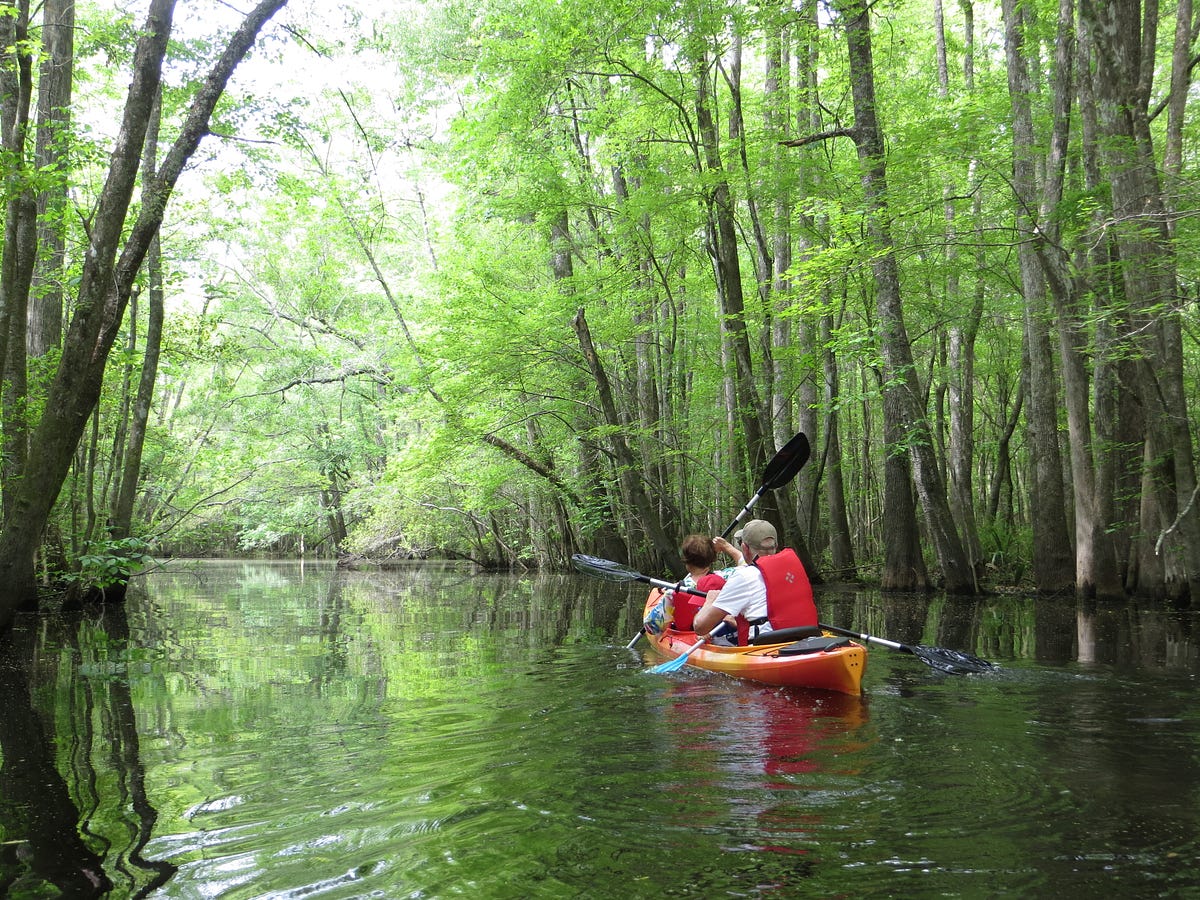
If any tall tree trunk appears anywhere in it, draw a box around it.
[0,0,37,517]
[0,0,290,625]
[880,378,931,591]
[1001,0,1076,593]
[988,375,1024,527]
[1081,0,1200,603]
[939,0,985,582]
[112,92,166,542]
[29,0,73,358]
[836,0,974,593]
[822,311,857,580]
[1075,14,1144,591]
[1041,0,1122,599]
[1007,0,1123,597]
[689,41,773,523]
[791,2,825,556]
[753,8,813,562]
[572,306,683,576]
[547,208,625,560]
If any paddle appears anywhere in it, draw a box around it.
[619,431,812,648]
[718,431,811,539]
[645,621,733,674]
[572,554,997,676]
[574,553,710,596]
[817,623,996,675]
[574,553,709,648]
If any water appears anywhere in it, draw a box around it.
[1,560,1198,898]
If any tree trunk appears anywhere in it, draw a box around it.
[880,380,931,591]
[690,41,773,520]
[112,94,165,542]
[822,311,857,580]
[1005,0,1123,597]
[988,375,1023,528]
[29,0,72,358]
[547,208,626,560]
[837,0,974,593]
[0,0,37,516]
[1001,0,1075,594]
[1081,0,1200,602]
[572,306,682,576]
[0,0,290,625]
[791,1,825,557]
[940,0,985,581]
[1040,0,1122,599]
[1075,14,1144,591]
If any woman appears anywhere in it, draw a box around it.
[671,533,730,631]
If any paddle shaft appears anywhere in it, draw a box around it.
[719,485,771,539]
[818,622,910,654]
[818,621,994,673]
[643,574,707,598]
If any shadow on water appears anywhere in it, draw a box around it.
[0,604,176,898]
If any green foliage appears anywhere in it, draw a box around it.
[23,0,1200,592]
[67,537,155,592]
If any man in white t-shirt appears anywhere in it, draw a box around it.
[693,519,778,641]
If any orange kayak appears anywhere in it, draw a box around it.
[642,591,867,696]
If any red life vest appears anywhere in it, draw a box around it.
[673,571,725,631]
[734,548,817,643]
[757,548,817,629]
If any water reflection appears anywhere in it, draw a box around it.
[0,606,174,898]
[638,678,874,894]
[0,563,1197,898]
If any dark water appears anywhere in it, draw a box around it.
[1,560,1198,898]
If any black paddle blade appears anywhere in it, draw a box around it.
[910,644,997,676]
[571,554,643,583]
[762,432,811,490]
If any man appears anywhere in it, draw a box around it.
[693,519,817,644]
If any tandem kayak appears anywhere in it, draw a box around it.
[642,591,868,696]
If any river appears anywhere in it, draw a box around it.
[0,559,1197,898]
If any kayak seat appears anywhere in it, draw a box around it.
[776,636,854,656]
[749,625,823,645]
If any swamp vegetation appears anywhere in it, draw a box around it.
[0,0,1199,626]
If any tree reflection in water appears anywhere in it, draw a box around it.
[0,605,175,898]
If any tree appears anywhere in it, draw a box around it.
[28,0,73,358]
[111,90,166,547]
[1000,0,1080,594]
[0,0,290,627]
[828,0,975,593]
[1080,0,1200,603]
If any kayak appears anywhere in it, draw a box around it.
[642,591,868,696]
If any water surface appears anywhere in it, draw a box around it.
[1,560,1198,897]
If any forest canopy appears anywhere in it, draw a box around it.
[1,0,1199,626]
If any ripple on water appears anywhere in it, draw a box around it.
[131,592,1200,899]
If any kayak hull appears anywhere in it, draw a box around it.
[643,591,867,696]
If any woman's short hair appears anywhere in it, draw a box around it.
[681,533,717,569]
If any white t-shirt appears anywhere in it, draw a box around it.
[712,564,770,628]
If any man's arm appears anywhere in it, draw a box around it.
[693,591,728,636]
